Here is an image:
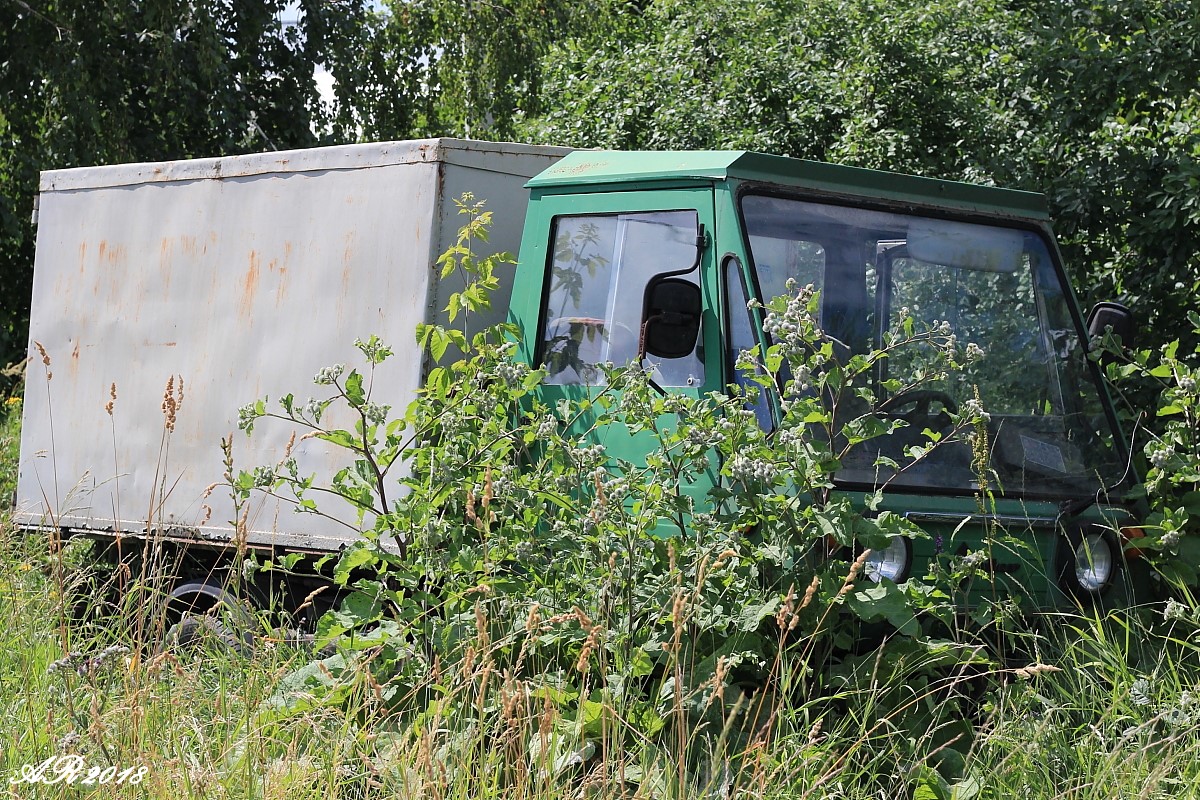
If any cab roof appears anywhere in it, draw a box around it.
[527,150,1049,221]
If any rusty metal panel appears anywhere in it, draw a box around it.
[17,139,569,551]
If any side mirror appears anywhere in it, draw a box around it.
[1086,302,1134,348]
[640,277,701,359]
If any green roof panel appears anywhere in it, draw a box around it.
[528,150,1049,221]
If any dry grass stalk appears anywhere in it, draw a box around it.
[1012,663,1062,680]
[776,584,797,631]
[838,549,871,597]
[525,602,541,634]
[161,374,184,432]
[575,623,602,674]
[799,574,820,612]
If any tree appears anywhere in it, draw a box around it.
[520,0,1200,353]
[519,0,1016,177]
[328,0,602,143]
[0,0,374,376]
[987,0,1200,354]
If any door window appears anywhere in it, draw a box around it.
[539,210,704,387]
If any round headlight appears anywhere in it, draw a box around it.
[865,536,912,584]
[1073,531,1115,593]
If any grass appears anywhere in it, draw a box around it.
[3,392,1200,799]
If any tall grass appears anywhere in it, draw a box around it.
[3,431,1200,800]
[1,319,1197,797]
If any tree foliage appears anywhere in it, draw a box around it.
[0,0,374,374]
[520,0,1200,354]
[990,0,1200,353]
[1,0,1197,372]
[521,0,1013,179]
[323,0,600,142]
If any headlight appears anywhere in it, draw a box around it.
[1059,525,1120,597]
[1073,531,1115,593]
[865,536,912,584]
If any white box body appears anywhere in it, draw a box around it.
[16,138,568,551]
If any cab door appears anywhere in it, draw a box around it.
[511,188,721,527]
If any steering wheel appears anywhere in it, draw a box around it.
[877,389,959,424]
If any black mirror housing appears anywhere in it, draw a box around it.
[640,277,702,359]
[1087,301,1135,348]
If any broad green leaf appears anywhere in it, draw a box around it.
[334,544,378,586]
[345,370,365,405]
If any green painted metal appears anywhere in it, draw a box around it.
[510,186,723,482]
[512,150,1144,613]
[528,150,1049,221]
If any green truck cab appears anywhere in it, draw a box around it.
[509,149,1143,610]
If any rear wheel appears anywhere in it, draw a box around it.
[160,581,258,657]
[163,612,254,656]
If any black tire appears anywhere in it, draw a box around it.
[163,612,254,657]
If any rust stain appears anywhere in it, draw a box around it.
[337,232,357,321]
[239,251,261,320]
[100,239,130,306]
[181,235,198,256]
[276,242,293,305]
[100,242,127,264]
[159,237,174,295]
[341,233,356,292]
[67,340,80,380]
[274,266,289,304]
[78,242,88,274]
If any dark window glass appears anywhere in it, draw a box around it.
[741,194,1121,498]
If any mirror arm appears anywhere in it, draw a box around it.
[657,224,707,281]
[637,222,707,363]
[634,316,668,395]
[637,313,661,361]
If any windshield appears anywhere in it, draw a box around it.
[740,194,1123,499]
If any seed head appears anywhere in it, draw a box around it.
[1011,663,1061,680]
[799,574,820,612]
[838,550,871,596]
[525,603,541,633]
[161,374,183,432]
